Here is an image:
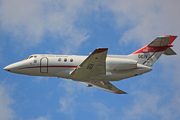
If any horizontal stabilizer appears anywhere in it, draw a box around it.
[148,35,177,47]
[163,47,177,55]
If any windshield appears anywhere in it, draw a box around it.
[23,56,34,60]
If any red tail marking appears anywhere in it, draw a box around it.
[131,46,168,54]
[131,35,177,55]
[163,35,177,44]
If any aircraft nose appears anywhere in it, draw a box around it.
[4,65,12,72]
[3,62,21,72]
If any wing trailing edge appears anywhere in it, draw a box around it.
[83,81,127,94]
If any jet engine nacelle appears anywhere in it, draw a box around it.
[106,58,137,70]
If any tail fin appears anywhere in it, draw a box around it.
[129,35,177,67]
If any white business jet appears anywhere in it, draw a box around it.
[4,35,177,94]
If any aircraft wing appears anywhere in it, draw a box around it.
[71,48,108,80]
[83,81,127,94]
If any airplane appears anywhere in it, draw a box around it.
[4,35,177,94]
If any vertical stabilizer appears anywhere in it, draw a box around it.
[129,35,177,67]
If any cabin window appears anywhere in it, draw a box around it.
[70,58,73,62]
[58,58,61,62]
[64,58,67,62]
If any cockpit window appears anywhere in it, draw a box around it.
[24,57,29,60]
[23,56,34,60]
[29,56,33,59]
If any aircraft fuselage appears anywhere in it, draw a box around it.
[4,54,152,82]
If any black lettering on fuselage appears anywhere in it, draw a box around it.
[138,54,148,59]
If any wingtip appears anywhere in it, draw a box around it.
[115,91,127,94]
[92,48,108,55]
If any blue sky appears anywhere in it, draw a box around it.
[1,0,180,120]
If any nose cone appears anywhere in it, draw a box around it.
[4,61,23,73]
[4,63,15,72]
[4,66,11,72]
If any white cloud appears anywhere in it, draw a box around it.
[95,0,180,45]
[0,0,179,51]
[125,91,160,119]
[0,39,5,63]
[30,115,51,120]
[93,102,114,120]
[58,81,77,116]
[0,0,89,54]
[57,80,93,117]
[58,80,115,119]
[0,82,15,120]
[121,0,180,45]
[121,89,180,120]
[58,95,74,116]
[32,76,50,83]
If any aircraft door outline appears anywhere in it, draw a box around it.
[40,57,48,73]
